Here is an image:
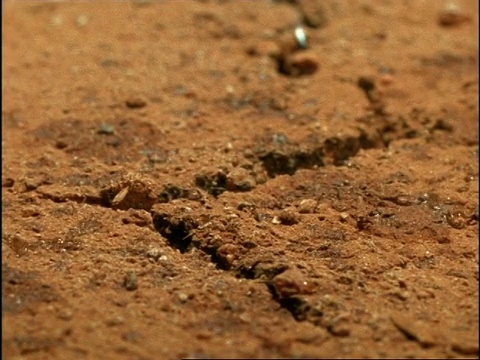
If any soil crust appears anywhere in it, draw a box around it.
[2,1,478,359]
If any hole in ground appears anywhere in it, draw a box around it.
[151,213,195,253]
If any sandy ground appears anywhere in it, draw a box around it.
[2,1,478,359]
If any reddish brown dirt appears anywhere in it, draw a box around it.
[2,1,478,359]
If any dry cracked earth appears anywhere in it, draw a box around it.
[2,1,479,359]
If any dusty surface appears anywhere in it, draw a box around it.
[2,1,478,359]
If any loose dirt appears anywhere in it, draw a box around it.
[2,1,478,359]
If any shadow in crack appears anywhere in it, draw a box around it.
[151,212,195,253]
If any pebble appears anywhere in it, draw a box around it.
[123,271,138,291]
[226,168,256,191]
[393,194,415,206]
[438,4,470,27]
[146,247,163,261]
[178,293,189,303]
[238,312,252,323]
[216,243,240,267]
[97,122,115,135]
[271,268,315,298]
[329,322,351,337]
[446,211,466,229]
[106,316,125,327]
[2,177,15,187]
[57,309,73,321]
[379,73,394,87]
[437,236,451,244]
[126,96,147,109]
[298,199,317,214]
[282,51,319,77]
[277,209,300,225]
[339,212,349,222]
[271,216,281,224]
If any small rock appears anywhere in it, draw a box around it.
[437,236,451,244]
[339,212,349,222]
[216,243,240,268]
[126,96,147,109]
[272,132,289,144]
[226,168,256,191]
[329,322,351,337]
[271,216,282,224]
[379,73,394,87]
[106,316,125,327]
[123,271,138,291]
[271,268,315,298]
[438,5,470,27]
[277,209,300,225]
[105,174,157,211]
[57,309,73,321]
[2,177,14,188]
[298,199,318,214]
[239,312,252,323]
[393,194,415,206]
[178,293,189,303]
[446,211,466,229]
[97,122,115,135]
[237,201,255,211]
[281,51,319,77]
[146,247,163,261]
[55,140,68,149]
